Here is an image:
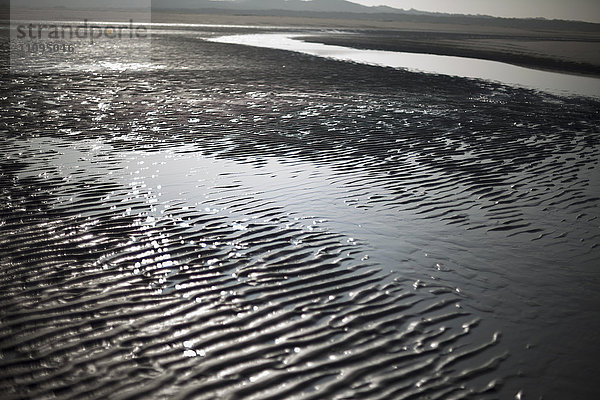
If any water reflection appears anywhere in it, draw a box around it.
[1,25,599,399]
[209,33,600,98]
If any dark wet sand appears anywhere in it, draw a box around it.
[300,31,600,77]
[1,20,600,400]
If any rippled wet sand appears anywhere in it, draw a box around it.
[1,26,600,399]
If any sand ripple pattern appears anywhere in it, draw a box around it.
[1,28,599,399]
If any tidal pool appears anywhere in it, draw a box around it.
[209,33,600,98]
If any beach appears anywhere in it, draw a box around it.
[1,12,600,400]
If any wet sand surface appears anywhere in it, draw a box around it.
[1,24,600,399]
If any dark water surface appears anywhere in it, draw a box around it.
[1,25,600,399]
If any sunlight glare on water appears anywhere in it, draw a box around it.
[1,23,599,400]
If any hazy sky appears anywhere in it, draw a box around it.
[353,0,600,22]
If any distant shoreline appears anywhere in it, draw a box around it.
[299,33,600,78]
[153,11,600,78]
[5,8,600,77]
